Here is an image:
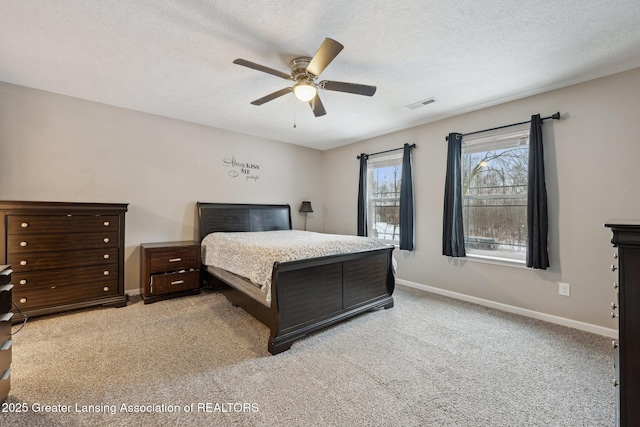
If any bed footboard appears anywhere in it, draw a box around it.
[268,247,394,354]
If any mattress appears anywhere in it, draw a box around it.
[201,230,391,302]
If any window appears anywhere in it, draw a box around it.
[461,127,530,262]
[367,153,403,243]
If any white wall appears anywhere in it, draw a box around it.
[322,67,640,330]
[0,82,324,293]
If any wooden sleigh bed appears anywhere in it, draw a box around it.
[197,202,395,354]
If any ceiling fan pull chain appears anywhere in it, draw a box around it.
[293,93,297,128]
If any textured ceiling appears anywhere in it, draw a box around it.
[2,1,640,150]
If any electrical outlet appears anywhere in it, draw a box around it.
[559,282,571,296]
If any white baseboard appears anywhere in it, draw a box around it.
[396,279,619,339]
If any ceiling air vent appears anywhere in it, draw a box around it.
[406,97,437,110]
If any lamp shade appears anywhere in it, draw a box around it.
[293,82,317,102]
[299,201,313,213]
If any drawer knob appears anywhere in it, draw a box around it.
[21,222,29,228]
[19,298,27,304]
[103,286,109,292]
[103,271,110,276]
[171,280,185,285]
[103,237,110,243]
[611,264,617,272]
[104,221,110,226]
[104,254,110,259]
[20,260,27,266]
[19,279,26,285]
[51,286,56,289]
[169,258,182,263]
[20,241,28,247]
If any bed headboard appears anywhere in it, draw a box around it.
[197,202,292,241]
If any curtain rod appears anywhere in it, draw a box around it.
[356,143,416,159]
[445,112,561,141]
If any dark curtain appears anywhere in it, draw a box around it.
[526,115,549,269]
[399,144,414,250]
[442,133,466,257]
[357,154,368,236]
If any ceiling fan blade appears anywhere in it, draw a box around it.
[233,59,292,80]
[320,80,377,97]
[308,94,327,117]
[250,88,292,106]
[306,38,344,77]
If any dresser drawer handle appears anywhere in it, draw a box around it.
[103,237,110,243]
[50,286,56,289]
[103,271,110,276]
[19,298,27,304]
[103,286,109,292]
[19,279,26,285]
[104,221,110,226]
[21,222,29,228]
[169,258,182,262]
[104,254,110,259]
[20,260,27,266]
[171,280,184,285]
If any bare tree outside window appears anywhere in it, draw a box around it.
[462,131,529,260]
[368,155,402,242]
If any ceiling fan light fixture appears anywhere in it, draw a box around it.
[293,82,317,102]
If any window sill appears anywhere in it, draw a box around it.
[464,253,527,269]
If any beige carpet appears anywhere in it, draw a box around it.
[4,286,614,426]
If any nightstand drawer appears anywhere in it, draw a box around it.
[150,270,199,295]
[149,248,199,272]
[0,285,12,313]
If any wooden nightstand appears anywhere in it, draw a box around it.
[140,241,201,304]
[0,265,13,403]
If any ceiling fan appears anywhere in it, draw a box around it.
[233,38,376,117]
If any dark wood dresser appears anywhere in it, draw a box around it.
[0,265,11,402]
[140,241,201,304]
[605,221,640,426]
[0,201,128,321]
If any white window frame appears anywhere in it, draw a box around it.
[461,126,530,264]
[367,152,403,245]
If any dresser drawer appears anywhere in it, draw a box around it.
[7,231,118,254]
[150,270,199,295]
[13,280,119,311]
[8,247,119,273]
[7,215,118,234]
[12,264,118,290]
[149,248,199,272]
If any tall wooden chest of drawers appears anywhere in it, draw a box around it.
[605,221,640,426]
[0,201,128,320]
[0,265,12,402]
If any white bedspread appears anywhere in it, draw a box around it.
[201,230,391,302]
